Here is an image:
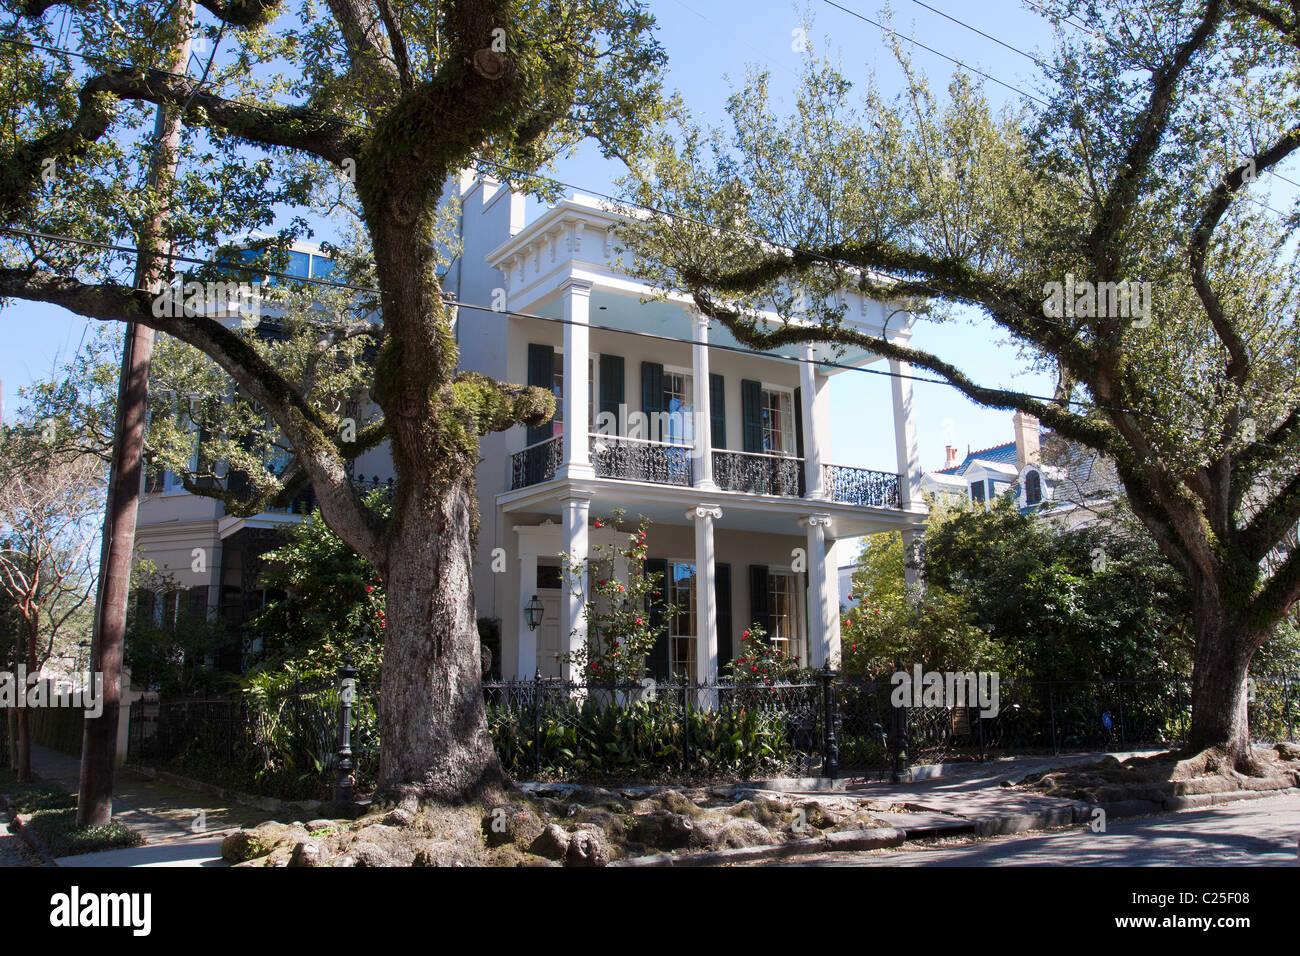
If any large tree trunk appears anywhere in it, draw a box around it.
[376,477,503,803]
[1185,581,1255,765]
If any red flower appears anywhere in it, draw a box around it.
[873,608,881,615]
[365,585,374,593]
[851,644,857,651]
[742,629,750,639]
[636,618,644,626]
[598,579,607,586]
[617,584,625,592]
[751,666,758,673]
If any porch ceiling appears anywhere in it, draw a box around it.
[518,287,887,373]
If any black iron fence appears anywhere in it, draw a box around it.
[127,673,1299,795]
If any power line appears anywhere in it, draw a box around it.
[824,0,1299,213]
[0,223,1142,416]
[903,0,1300,194]
[821,0,1051,106]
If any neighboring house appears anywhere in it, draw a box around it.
[922,411,1122,527]
[131,173,929,683]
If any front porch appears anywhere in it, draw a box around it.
[501,479,925,686]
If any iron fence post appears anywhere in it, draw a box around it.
[1287,677,1294,742]
[891,661,906,784]
[334,654,358,804]
[977,705,985,762]
[683,679,691,772]
[1117,679,1127,750]
[1048,681,1058,755]
[1176,680,1186,743]
[533,669,542,775]
[820,664,839,780]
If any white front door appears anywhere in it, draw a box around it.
[537,589,563,678]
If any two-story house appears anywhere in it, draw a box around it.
[132,172,929,686]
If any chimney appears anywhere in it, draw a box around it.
[1013,411,1040,470]
[944,444,959,468]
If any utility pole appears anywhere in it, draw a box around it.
[77,3,194,827]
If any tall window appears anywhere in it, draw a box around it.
[663,371,694,446]
[549,353,565,438]
[761,388,795,455]
[971,481,987,505]
[768,571,804,664]
[551,355,598,437]
[669,561,697,679]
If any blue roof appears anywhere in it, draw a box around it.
[937,442,1018,476]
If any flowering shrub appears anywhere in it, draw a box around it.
[725,621,804,684]
[562,510,678,683]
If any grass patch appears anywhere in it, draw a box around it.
[2,773,145,858]
[25,810,145,857]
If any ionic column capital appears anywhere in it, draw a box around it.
[687,504,723,522]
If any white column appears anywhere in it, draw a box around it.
[889,355,924,510]
[562,493,591,681]
[902,528,922,595]
[691,313,718,491]
[801,514,834,668]
[560,277,594,480]
[517,551,538,678]
[687,505,722,690]
[825,536,842,666]
[799,342,825,498]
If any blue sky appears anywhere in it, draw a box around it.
[0,1,1131,471]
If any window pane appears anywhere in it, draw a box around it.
[663,373,694,446]
[286,251,310,278]
[669,562,696,679]
[761,389,794,455]
[310,255,335,279]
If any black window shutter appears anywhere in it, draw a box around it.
[715,562,733,669]
[641,362,664,416]
[741,379,763,453]
[599,353,624,427]
[794,386,805,458]
[645,558,670,680]
[187,586,210,620]
[749,564,771,635]
[526,343,555,446]
[710,373,726,449]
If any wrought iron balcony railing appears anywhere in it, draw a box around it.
[590,434,693,486]
[510,436,563,489]
[823,464,901,508]
[712,449,804,497]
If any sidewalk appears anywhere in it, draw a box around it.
[26,745,276,850]
[823,751,1167,836]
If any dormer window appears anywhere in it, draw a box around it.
[1025,469,1043,506]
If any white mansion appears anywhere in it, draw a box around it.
[133,173,929,684]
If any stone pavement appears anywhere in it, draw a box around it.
[794,751,1169,836]
[773,791,1300,866]
[26,744,275,847]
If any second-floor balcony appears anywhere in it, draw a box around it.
[508,433,902,509]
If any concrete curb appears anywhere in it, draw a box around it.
[0,793,58,867]
[611,826,905,866]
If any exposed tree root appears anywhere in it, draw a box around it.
[1020,742,1300,801]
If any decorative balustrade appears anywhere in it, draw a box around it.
[823,464,901,508]
[510,436,563,489]
[590,434,693,486]
[712,449,804,497]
